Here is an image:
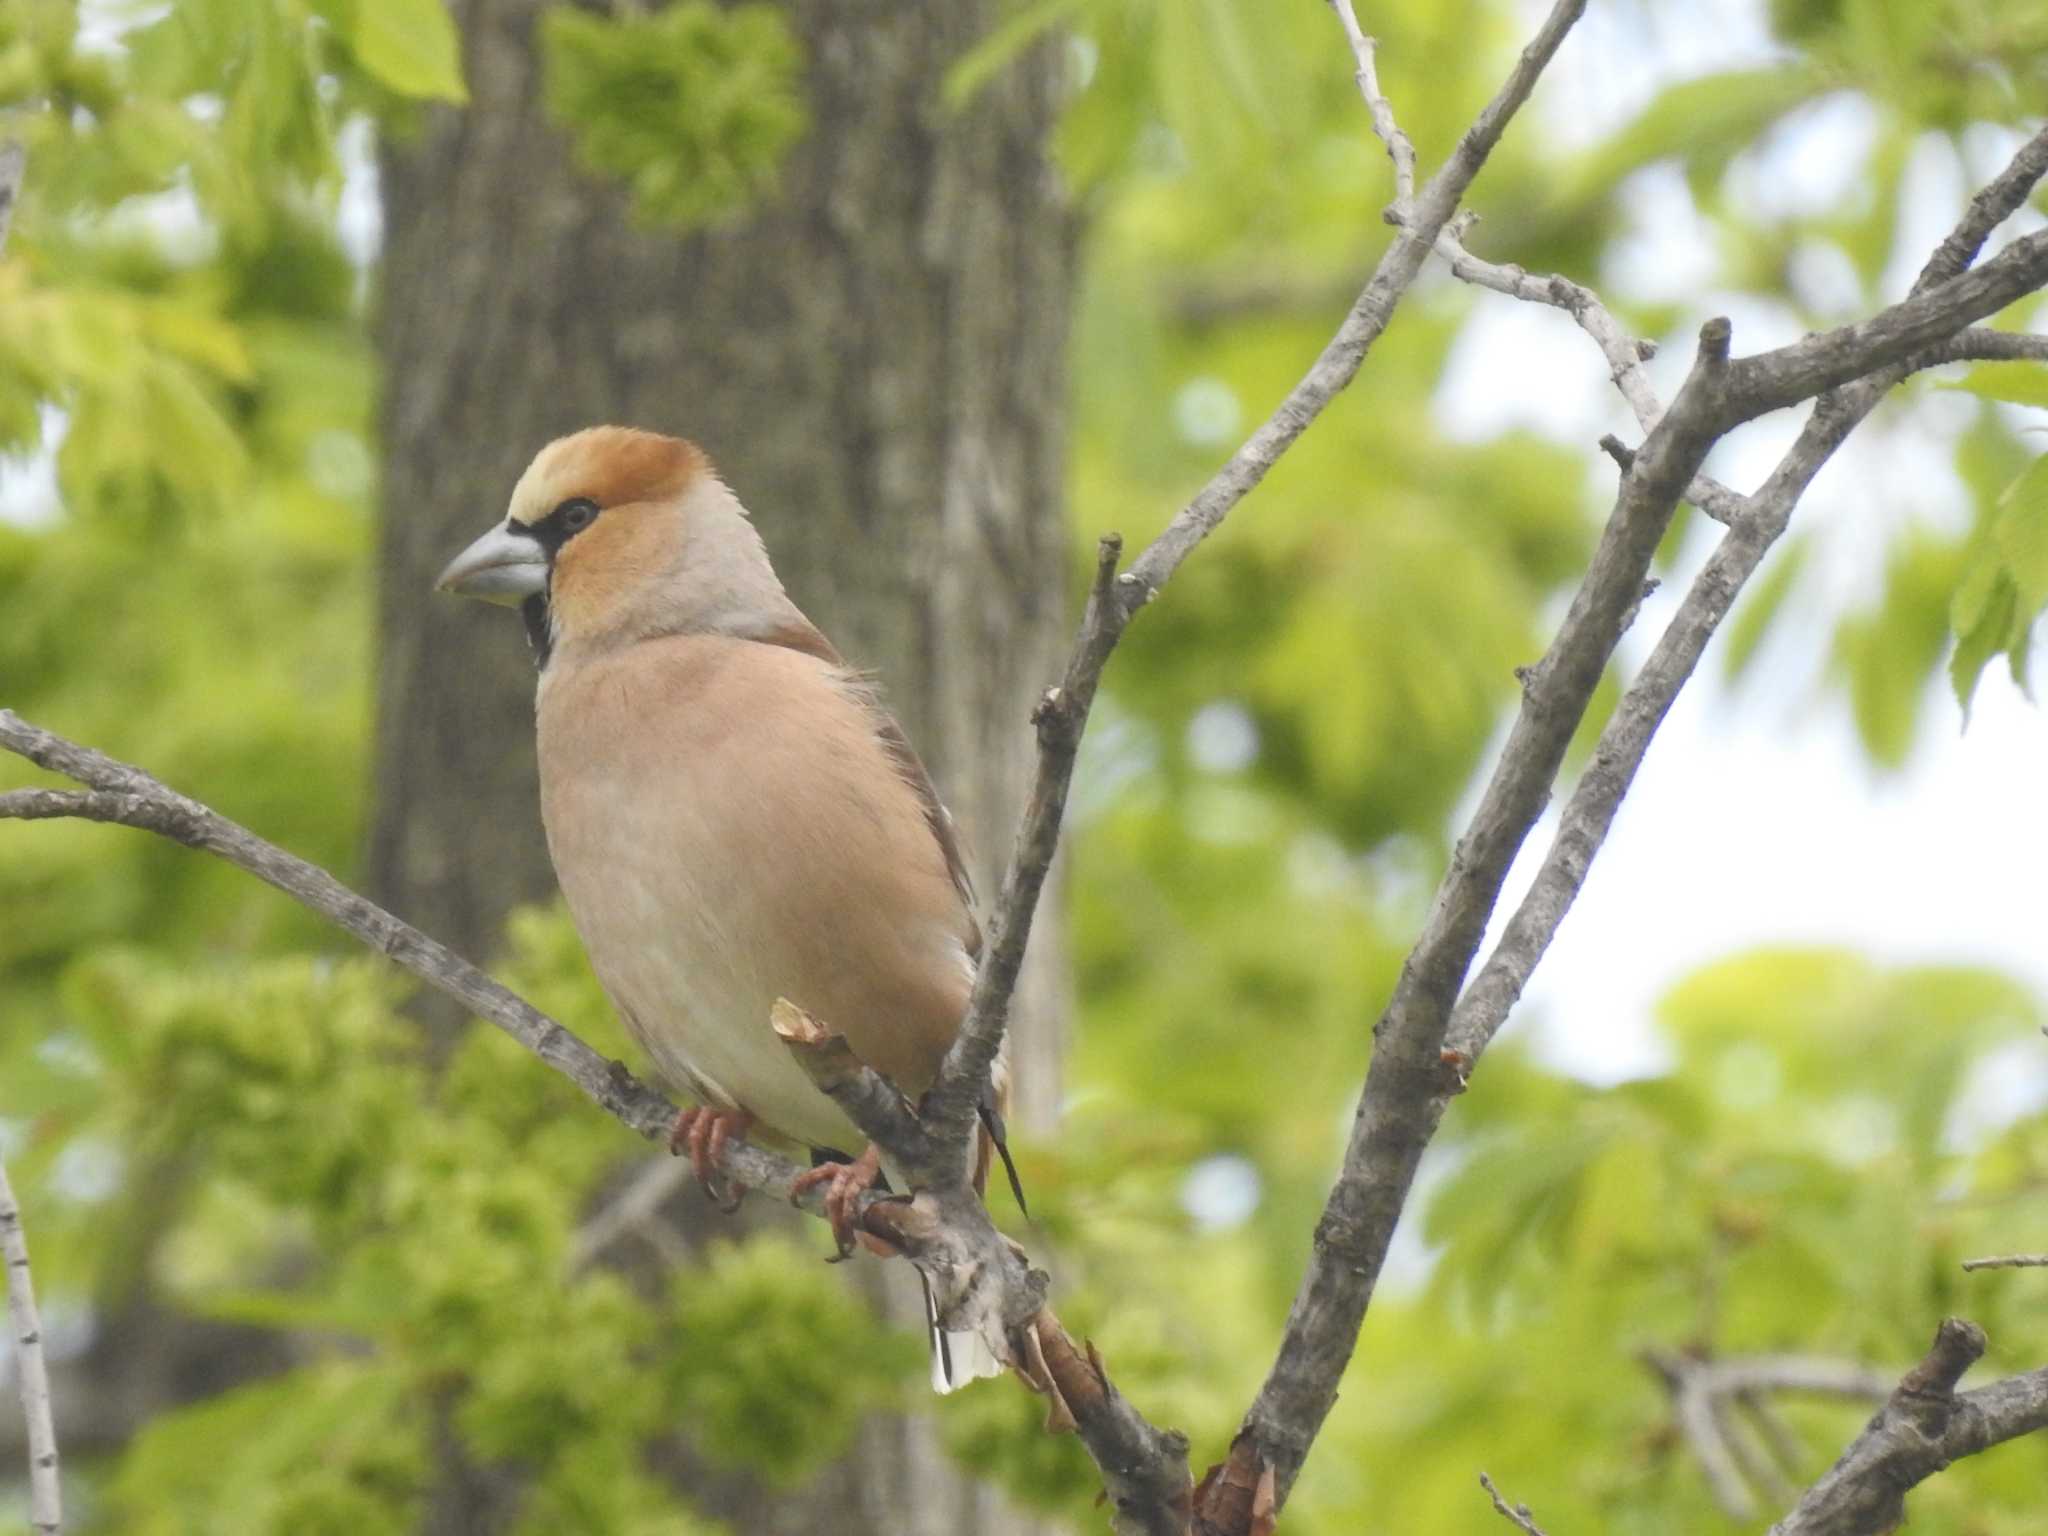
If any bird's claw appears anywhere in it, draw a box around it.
[668,1106,753,1212]
[789,1143,884,1260]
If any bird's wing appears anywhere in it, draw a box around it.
[752,617,982,957]
[749,618,1020,1209]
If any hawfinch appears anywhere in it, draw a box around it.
[436,426,1016,1390]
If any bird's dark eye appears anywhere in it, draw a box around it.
[556,497,598,532]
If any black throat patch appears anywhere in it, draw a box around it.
[521,590,553,670]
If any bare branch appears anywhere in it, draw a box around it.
[1718,228,2048,425]
[1961,1253,2048,1272]
[1215,112,2048,1535]
[1698,1357,1896,1401]
[1659,1356,1760,1519]
[1915,127,2048,290]
[1433,216,1747,525]
[1122,0,1589,605]
[0,712,1192,1533]
[1220,308,1734,1522]
[1769,1320,2048,1536]
[925,535,1126,1168]
[1738,1389,1815,1485]
[1444,121,2048,1068]
[1017,1314,1196,1536]
[770,999,929,1158]
[1920,327,2048,367]
[1644,1348,1896,1519]
[1719,1394,1799,1511]
[1478,1472,1550,1536]
[1329,0,1416,206]
[2,1157,61,1536]
[0,711,684,1145]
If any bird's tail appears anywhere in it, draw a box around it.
[911,1081,1024,1393]
[921,1269,1006,1393]
[976,1093,1028,1217]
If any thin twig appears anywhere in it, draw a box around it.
[1329,0,1417,205]
[1642,1348,1894,1519]
[1,1157,61,1535]
[1725,1391,1799,1509]
[1962,1253,2048,1272]
[1478,1472,1550,1536]
[1737,1388,1812,1484]
[1433,216,1748,525]
[1673,1370,1757,1519]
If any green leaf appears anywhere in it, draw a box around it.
[1948,567,2015,718]
[1941,360,2048,409]
[541,2,807,231]
[1993,455,2048,614]
[1945,456,2048,714]
[348,0,467,103]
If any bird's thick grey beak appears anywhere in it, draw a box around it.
[435,522,548,606]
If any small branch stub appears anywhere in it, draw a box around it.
[1898,1317,1985,1401]
[769,995,837,1051]
[768,997,929,1171]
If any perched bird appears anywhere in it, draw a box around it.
[436,425,1016,1389]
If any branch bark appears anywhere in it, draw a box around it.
[1769,1320,2048,1536]
[2,1156,61,1536]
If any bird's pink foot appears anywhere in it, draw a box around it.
[788,1143,885,1260]
[668,1106,753,1213]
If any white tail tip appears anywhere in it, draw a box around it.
[922,1275,1005,1393]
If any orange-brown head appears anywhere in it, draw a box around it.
[437,426,802,666]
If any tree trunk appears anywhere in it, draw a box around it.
[369,1,1073,1530]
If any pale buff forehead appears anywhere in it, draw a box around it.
[507,427,704,525]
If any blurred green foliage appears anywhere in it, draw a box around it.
[4,0,2048,1532]
[540,2,807,231]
